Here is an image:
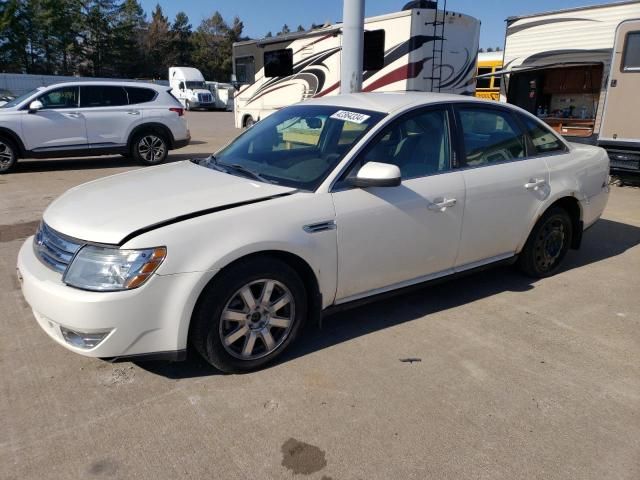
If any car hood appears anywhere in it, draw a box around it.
[43,161,297,245]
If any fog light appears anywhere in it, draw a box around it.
[60,326,111,349]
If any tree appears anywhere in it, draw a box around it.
[0,0,29,72]
[191,11,230,81]
[113,0,146,77]
[144,3,171,77]
[265,31,272,38]
[296,24,305,32]
[169,11,193,66]
[81,0,119,76]
[277,24,290,36]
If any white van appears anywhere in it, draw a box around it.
[169,67,215,111]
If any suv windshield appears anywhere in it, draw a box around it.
[1,88,41,108]
[205,105,385,190]
[186,81,206,89]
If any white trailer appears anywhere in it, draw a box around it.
[231,1,480,128]
[497,0,640,172]
[169,66,216,111]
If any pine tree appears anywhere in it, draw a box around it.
[81,0,119,76]
[191,11,230,81]
[169,12,192,66]
[144,3,171,78]
[296,25,305,32]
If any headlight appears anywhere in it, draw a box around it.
[63,246,166,291]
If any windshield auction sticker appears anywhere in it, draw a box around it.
[330,110,371,124]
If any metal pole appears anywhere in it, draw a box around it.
[340,0,365,94]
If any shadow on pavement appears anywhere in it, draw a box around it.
[9,151,212,174]
[135,218,639,379]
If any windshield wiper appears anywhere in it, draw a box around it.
[219,162,275,184]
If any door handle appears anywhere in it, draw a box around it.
[428,197,457,212]
[525,178,546,190]
[127,110,140,115]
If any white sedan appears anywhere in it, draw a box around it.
[17,92,610,372]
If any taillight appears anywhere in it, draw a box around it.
[169,107,184,116]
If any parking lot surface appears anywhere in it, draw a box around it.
[1,111,639,479]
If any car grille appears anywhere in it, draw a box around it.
[34,222,83,274]
[198,93,213,103]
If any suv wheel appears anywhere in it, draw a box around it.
[131,131,168,165]
[0,137,17,174]
[191,257,308,373]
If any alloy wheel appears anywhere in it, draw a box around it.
[0,140,14,170]
[137,135,166,163]
[219,279,295,360]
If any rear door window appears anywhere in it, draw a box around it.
[80,86,128,107]
[520,115,566,155]
[457,107,526,167]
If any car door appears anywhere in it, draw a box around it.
[80,85,136,150]
[20,85,87,153]
[453,104,550,268]
[331,107,466,302]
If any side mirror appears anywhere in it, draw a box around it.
[28,100,43,113]
[348,161,401,188]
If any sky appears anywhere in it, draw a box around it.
[139,0,623,48]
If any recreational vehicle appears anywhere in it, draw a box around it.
[475,51,503,100]
[231,1,480,128]
[498,1,640,172]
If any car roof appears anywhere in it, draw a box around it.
[303,91,486,114]
[39,81,166,90]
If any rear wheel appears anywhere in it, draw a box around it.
[191,257,307,373]
[0,136,17,174]
[244,115,255,128]
[185,100,192,111]
[130,131,168,166]
[518,206,573,278]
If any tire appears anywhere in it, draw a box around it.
[518,206,573,278]
[0,136,18,174]
[244,116,255,128]
[191,257,308,373]
[130,130,169,166]
[185,100,191,111]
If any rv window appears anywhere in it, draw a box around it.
[622,31,640,72]
[476,68,492,89]
[363,30,385,71]
[235,56,256,84]
[264,49,293,77]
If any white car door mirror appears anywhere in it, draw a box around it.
[349,161,401,188]
[28,100,43,113]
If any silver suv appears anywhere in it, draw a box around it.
[0,81,191,173]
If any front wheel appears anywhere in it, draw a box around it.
[191,257,307,373]
[185,100,191,111]
[518,206,573,278]
[130,131,168,166]
[0,137,18,174]
[244,116,255,128]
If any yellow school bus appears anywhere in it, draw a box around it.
[475,51,503,101]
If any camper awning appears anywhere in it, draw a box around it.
[475,61,604,79]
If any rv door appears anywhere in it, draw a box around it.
[599,19,640,144]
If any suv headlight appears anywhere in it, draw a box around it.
[63,246,166,291]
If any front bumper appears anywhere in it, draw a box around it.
[16,237,208,359]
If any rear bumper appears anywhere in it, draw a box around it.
[172,136,190,150]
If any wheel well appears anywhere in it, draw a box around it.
[548,196,582,249]
[0,128,25,157]
[243,114,254,127]
[128,123,175,150]
[188,250,323,343]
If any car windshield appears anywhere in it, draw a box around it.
[1,88,41,108]
[186,81,206,89]
[206,105,385,190]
